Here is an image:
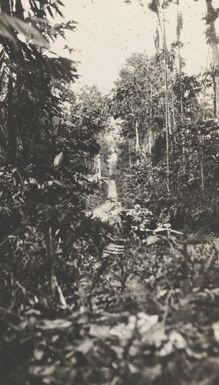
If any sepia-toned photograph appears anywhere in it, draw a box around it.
[0,0,219,384]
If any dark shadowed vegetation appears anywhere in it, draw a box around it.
[0,1,219,385]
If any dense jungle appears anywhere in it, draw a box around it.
[0,1,219,384]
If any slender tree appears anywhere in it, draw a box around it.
[205,0,219,118]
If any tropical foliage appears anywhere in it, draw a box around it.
[0,1,219,385]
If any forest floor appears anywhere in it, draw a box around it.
[1,178,219,385]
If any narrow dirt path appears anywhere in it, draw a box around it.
[107,179,117,200]
[92,178,125,255]
[92,178,121,224]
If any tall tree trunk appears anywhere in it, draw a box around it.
[163,9,170,192]
[148,126,153,154]
[149,87,153,154]
[180,91,186,174]
[48,226,56,297]
[176,1,186,172]
[213,72,218,117]
[196,126,205,193]
[205,0,219,119]
[135,120,140,165]
[171,85,176,132]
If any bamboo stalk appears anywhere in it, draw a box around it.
[176,0,186,173]
[162,8,170,192]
